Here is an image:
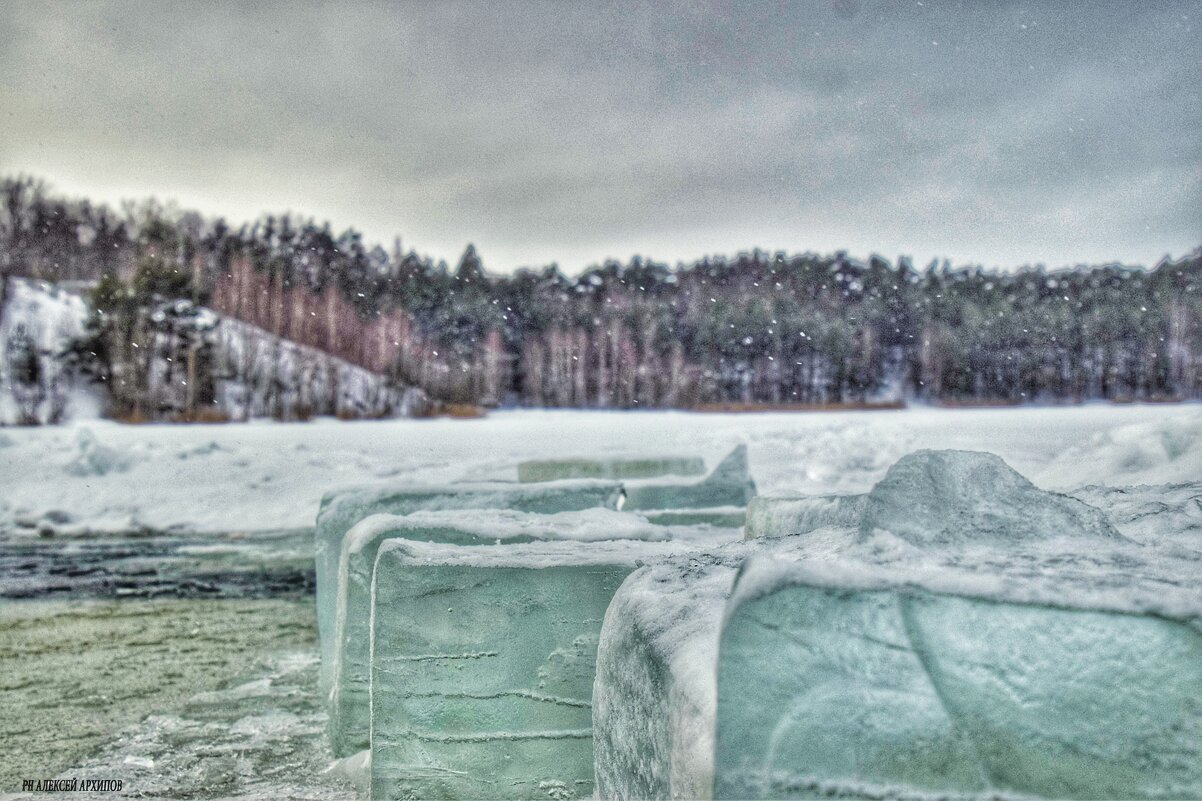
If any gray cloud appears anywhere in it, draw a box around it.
[1,0,1198,272]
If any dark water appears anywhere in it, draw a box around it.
[0,528,315,600]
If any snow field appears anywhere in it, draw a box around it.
[3,405,1200,539]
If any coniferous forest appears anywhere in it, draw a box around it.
[2,174,1200,421]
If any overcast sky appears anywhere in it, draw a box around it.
[2,1,1199,273]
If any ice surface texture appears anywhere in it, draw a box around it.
[327,509,672,757]
[1068,482,1202,546]
[593,534,856,801]
[716,559,1202,800]
[624,445,757,511]
[369,539,692,801]
[743,494,864,540]
[593,549,752,801]
[314,480,623,696]
[518,456,705,482]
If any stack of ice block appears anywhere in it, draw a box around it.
[370,538,699,801]
[594,449,1202,800]
[313,443,1202,799]
[314,445,756,783]
[315,479,624,699]
[327,508,682,758]
[317,446,758,700]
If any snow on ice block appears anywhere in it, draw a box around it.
[743,494,865,540]
[369,538,694,801]
[518,456,705,483]
[715,559,1202,800]
[623,445,756,512]
[860,449,1123,545]
[327,509,673,757]
[1068,482,1202,546]
[315,479,623,695]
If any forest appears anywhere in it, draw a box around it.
[2,174,1200,421]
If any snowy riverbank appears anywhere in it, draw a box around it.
[1,405,1199,538]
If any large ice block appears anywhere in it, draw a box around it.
[327,508,675,757]
[624,446,756,512]
[518,456,705,483]
[743,494,865,540]
[594,451,1193,800]
[715,558,1202,800]
[859,449,1123,545]
[315,479,624,694]
[369,538,694,801]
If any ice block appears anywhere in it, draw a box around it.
[623,446,756,512]
[714,558,1202,800]
[369,538,695,801]
[326,508,671,757]
[315,479,623,696]
[743,494,865,540]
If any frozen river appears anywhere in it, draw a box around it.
[2,405,1199,539]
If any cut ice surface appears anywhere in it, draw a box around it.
[594,555,734,801]
[715,558,1202,800]
[314,479,623,694]
[518,456,706,482]
[593,533,856,801]
[326,508,690,757]
[623,445,756,512]
[858,449,1124,545]
[369,538,696,801]
[743,494,864,540]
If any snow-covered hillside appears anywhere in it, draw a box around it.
[0,278,425,424]
[212,317,426,421]
[0,405,1198,537]
[0,278,93,424]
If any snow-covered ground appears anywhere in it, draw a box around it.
[1,404,1199,537]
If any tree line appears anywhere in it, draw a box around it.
[2,174,1199,420]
